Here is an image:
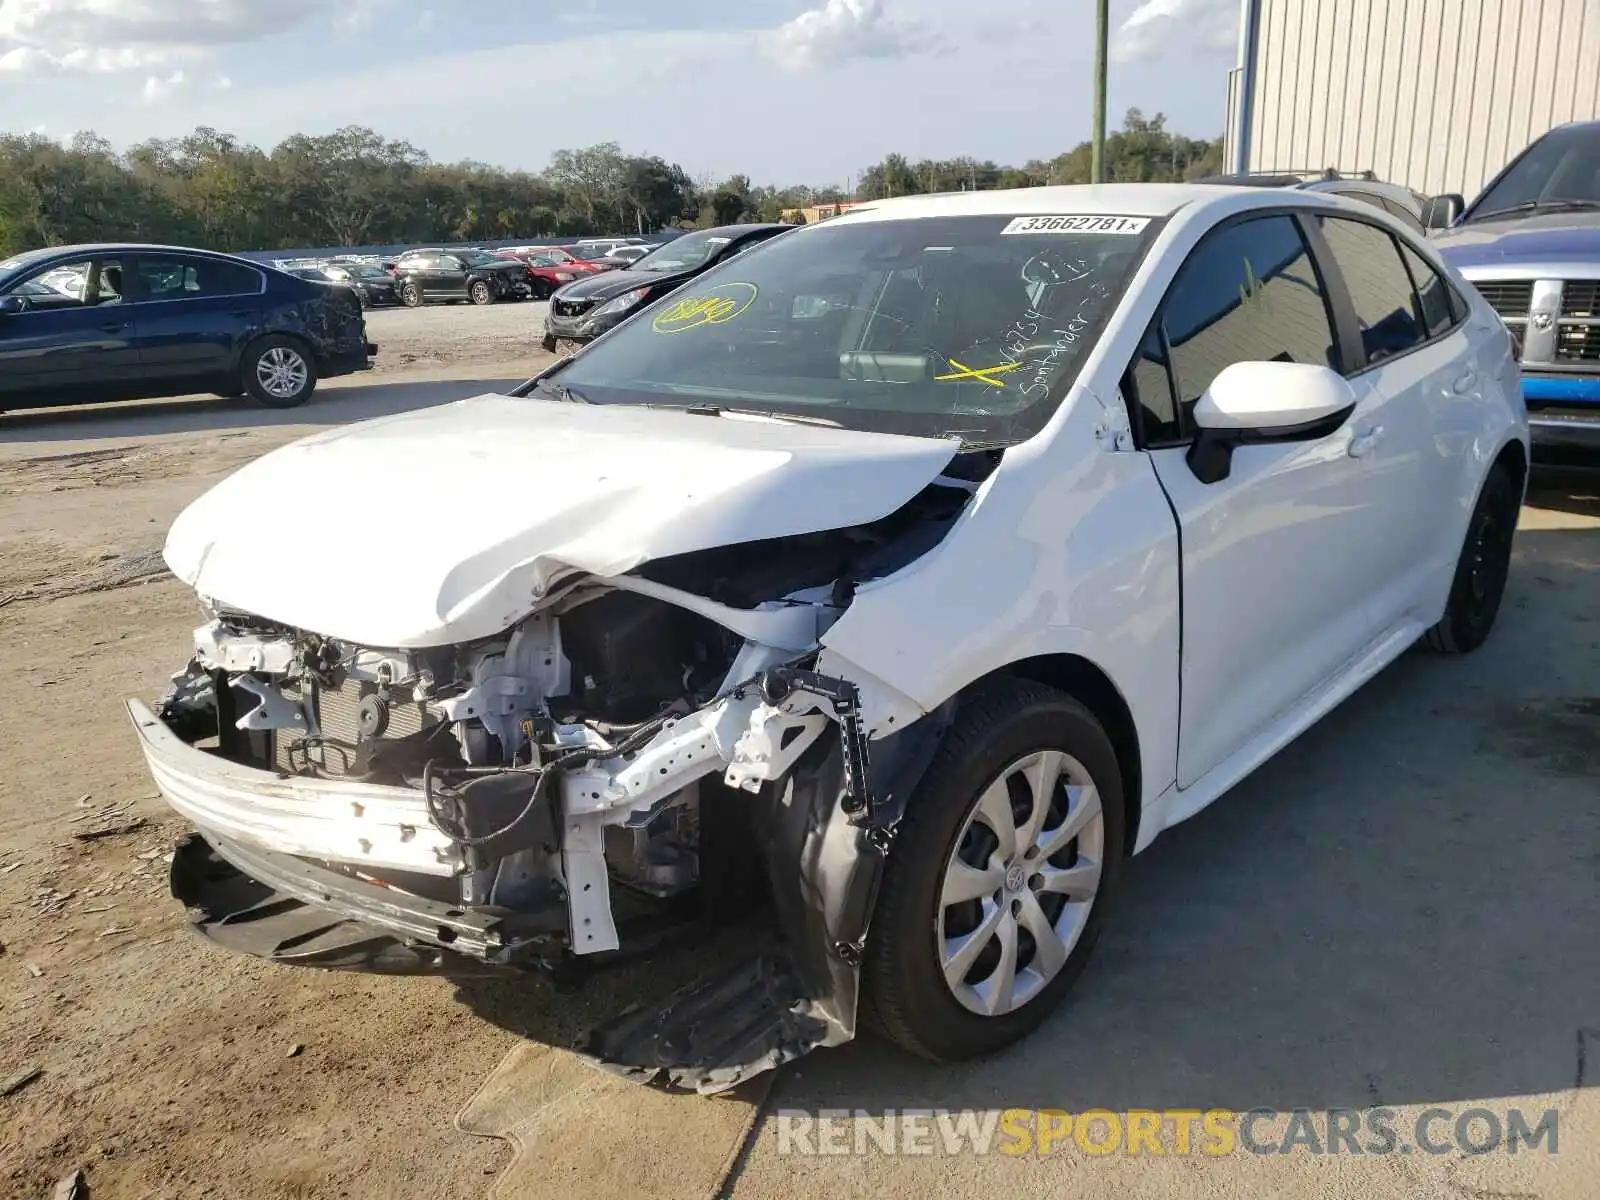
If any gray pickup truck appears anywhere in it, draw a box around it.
[1427,120,1600,453]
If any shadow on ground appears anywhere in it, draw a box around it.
[0,375,531,444]
[451,517,1597,1128]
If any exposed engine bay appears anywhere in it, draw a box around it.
[143,456,994,1090]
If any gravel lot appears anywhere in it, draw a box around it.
[0,320,1595,1199]
[363,298,550,376]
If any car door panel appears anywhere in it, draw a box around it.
[1133,213,1389,789]
[0,257,141,402]
[129,254,264,389]
[1312,216,1473,632]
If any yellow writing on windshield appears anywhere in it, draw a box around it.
[652,282,759,333]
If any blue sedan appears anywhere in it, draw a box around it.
[0,243,378,411]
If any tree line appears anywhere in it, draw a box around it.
[0,109,1223,257]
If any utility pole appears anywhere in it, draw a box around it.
[1091,0,1109,183]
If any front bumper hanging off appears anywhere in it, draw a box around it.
[127,679,955,1091]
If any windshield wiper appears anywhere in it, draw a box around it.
[530,377,589,404]
[675,402,840,427]
[1472,198,1600,221]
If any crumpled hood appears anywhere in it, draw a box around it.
[164,394,958,648]
[1432,211,1600,270]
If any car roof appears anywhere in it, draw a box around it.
[2,242,264,266]
[832,184,1245,225]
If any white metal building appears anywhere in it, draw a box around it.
[1225,0,1600,199]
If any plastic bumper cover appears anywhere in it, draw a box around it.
[125,697,461,877]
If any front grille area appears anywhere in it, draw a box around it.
[1473,280,1534,316]
[552,297,595,318]
[1556,323,1600,363]
[1561,281,1600,319]
[275,676,439,777]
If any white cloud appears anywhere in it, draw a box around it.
[215,73,232,88]
[140,66,184,103]
[410,9,435,35]
[333,0,393,35]
[1112,0,1238,64]
[0,0,339,75]
[762,0,933,73]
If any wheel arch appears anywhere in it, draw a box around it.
[238,329,314,382]
[1492,436,1528,500]
[979,653,1144,859]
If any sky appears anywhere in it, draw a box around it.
[0,0,1242,187]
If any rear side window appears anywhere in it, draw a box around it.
[1316,217,1426,367]
[136,257,261,300]
[1395,241,1456,338]
[1159,214,1340,419]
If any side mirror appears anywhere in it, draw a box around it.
[0,295,26,315]
[1187,361,1357,484]
[1423,193,1464,230]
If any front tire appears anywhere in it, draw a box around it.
[1422,462,1519,654]
[864,678,1125,1062]
[469,279,494,305]
[242,337,317,409]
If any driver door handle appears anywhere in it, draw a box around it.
[1348,424,1385,458]
[100,320,128,333]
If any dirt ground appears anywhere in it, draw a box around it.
[0,319,1596,1199]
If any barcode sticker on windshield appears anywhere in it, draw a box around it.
[1000,215,1150,236]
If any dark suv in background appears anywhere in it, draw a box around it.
[0,243,376,411]
[392,248,532,306]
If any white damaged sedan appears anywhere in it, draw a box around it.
[129,184,1527,1091]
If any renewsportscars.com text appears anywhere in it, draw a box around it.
[774,1107,1560,1158]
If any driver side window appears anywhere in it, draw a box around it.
[1124,214,1340,444]
[13,257,126,310]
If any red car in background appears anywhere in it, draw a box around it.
[496,247,611,296]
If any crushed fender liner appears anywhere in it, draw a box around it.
[568,697,958,1094]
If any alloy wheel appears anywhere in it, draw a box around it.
[254,347,308,400]
[937,749,1104,1017]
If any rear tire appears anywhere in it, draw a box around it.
[541,333,558,354]
[1422,462,1519,654]
[241,336,317,409]
[864,678,1125,1063]
[400,282,423,307]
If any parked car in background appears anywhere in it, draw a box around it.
[507,246,608,276]
[597,244,651,267]
[130,184,1524,1094]
[1196,169,1431,233]
[320,262,403,307]
[1426,120,1600,454]
[0,243,375,410]
[543,223,789,353]
[572,236,649,260]
[493,250,584,299]
[393,248,533,306]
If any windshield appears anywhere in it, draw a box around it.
[0,247,59,290]
[523,213,1160,446]
[1469,124,1600,219]
[540,249,577,263]
[459,251,501,267]
[630,232,731,273]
